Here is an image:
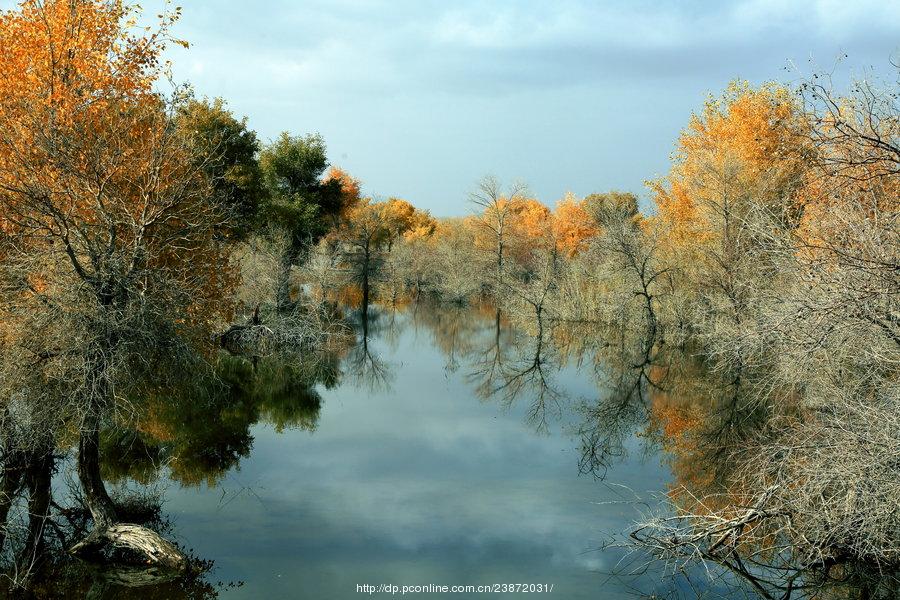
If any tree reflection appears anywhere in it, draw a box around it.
[345,307,394,392]
[410,300,490,374]
[575,325,663,479]
[480,313,565,433]
[0,444,220,598]
[0,323,353,596]
[467,308,511,400]
[101,343,348,489]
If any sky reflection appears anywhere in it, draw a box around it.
[161,309,674,598]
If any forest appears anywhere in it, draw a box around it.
[0,1,897,598]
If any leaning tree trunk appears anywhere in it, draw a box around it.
[70,377,187,571]
[77,408,117,531]
[71,418,188,571]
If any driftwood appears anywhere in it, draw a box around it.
[69,524,187,572]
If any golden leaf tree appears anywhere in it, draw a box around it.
[0,0,234,566]
[648,82,809,344]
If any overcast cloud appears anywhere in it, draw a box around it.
[5,0,898,213]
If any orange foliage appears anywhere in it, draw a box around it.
[323,166,362,216]
[0,0,235,343]
[553,193,598,256]
[469,196,557,260]
[511,198,552,241]
[651,81,807,251]
[0,0,170,213]
[382,197,437,242]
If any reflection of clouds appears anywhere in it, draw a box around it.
[163,314,670,597]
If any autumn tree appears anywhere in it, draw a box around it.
[468,175,530,293]
[553,193,599,257]
[341,201,390,307]
[322,166,362,223]
[509,198,554,256]
[629,68,900,598]
[648,82,809,357]
[0,0,231,568]
[382,197,437,248]
[378,198,437,302]
[330,199,396,310]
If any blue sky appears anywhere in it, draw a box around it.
[8,0,900,214]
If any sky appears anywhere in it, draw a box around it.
[7,0,900,215]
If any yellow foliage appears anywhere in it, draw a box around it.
[553,192,598,257]
[652,82,805,242]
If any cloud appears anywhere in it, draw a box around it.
[169,0,898,104]
[6,0,894,210]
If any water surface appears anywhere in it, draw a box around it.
[120,304,685,598]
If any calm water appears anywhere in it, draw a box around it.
[106,304,688,598]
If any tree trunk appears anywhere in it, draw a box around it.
[68,298,188,571]
[70,524,188,572]
[0,451,25,553]
[71,423,188,571]
[361,247,370,313]
[496,239,504,291]
[20,449,53,570]
[77,410,117,531]
[276,248,294,313]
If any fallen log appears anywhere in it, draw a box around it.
[69,523,187,572]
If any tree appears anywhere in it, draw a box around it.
[553,193,598,257]
[0,0,229,568]
[258,133,361,311]
[628,68,900,599]
[585,192,670,336]
[651,82,807,243]
[647,82,810,357]
[331,199,394,311]
[427,218,483,303]
[509,198,554,264]
[468,175,530,293]
[377,199,437,303]
[584,191,639,226]
[321,166,362,224]
[175,96,264,239]
[382,197,437,248]
[259,131,331,242]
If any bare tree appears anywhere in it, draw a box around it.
[468,175,530,295]
[626,64,900,599]
[0,89,229,569]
